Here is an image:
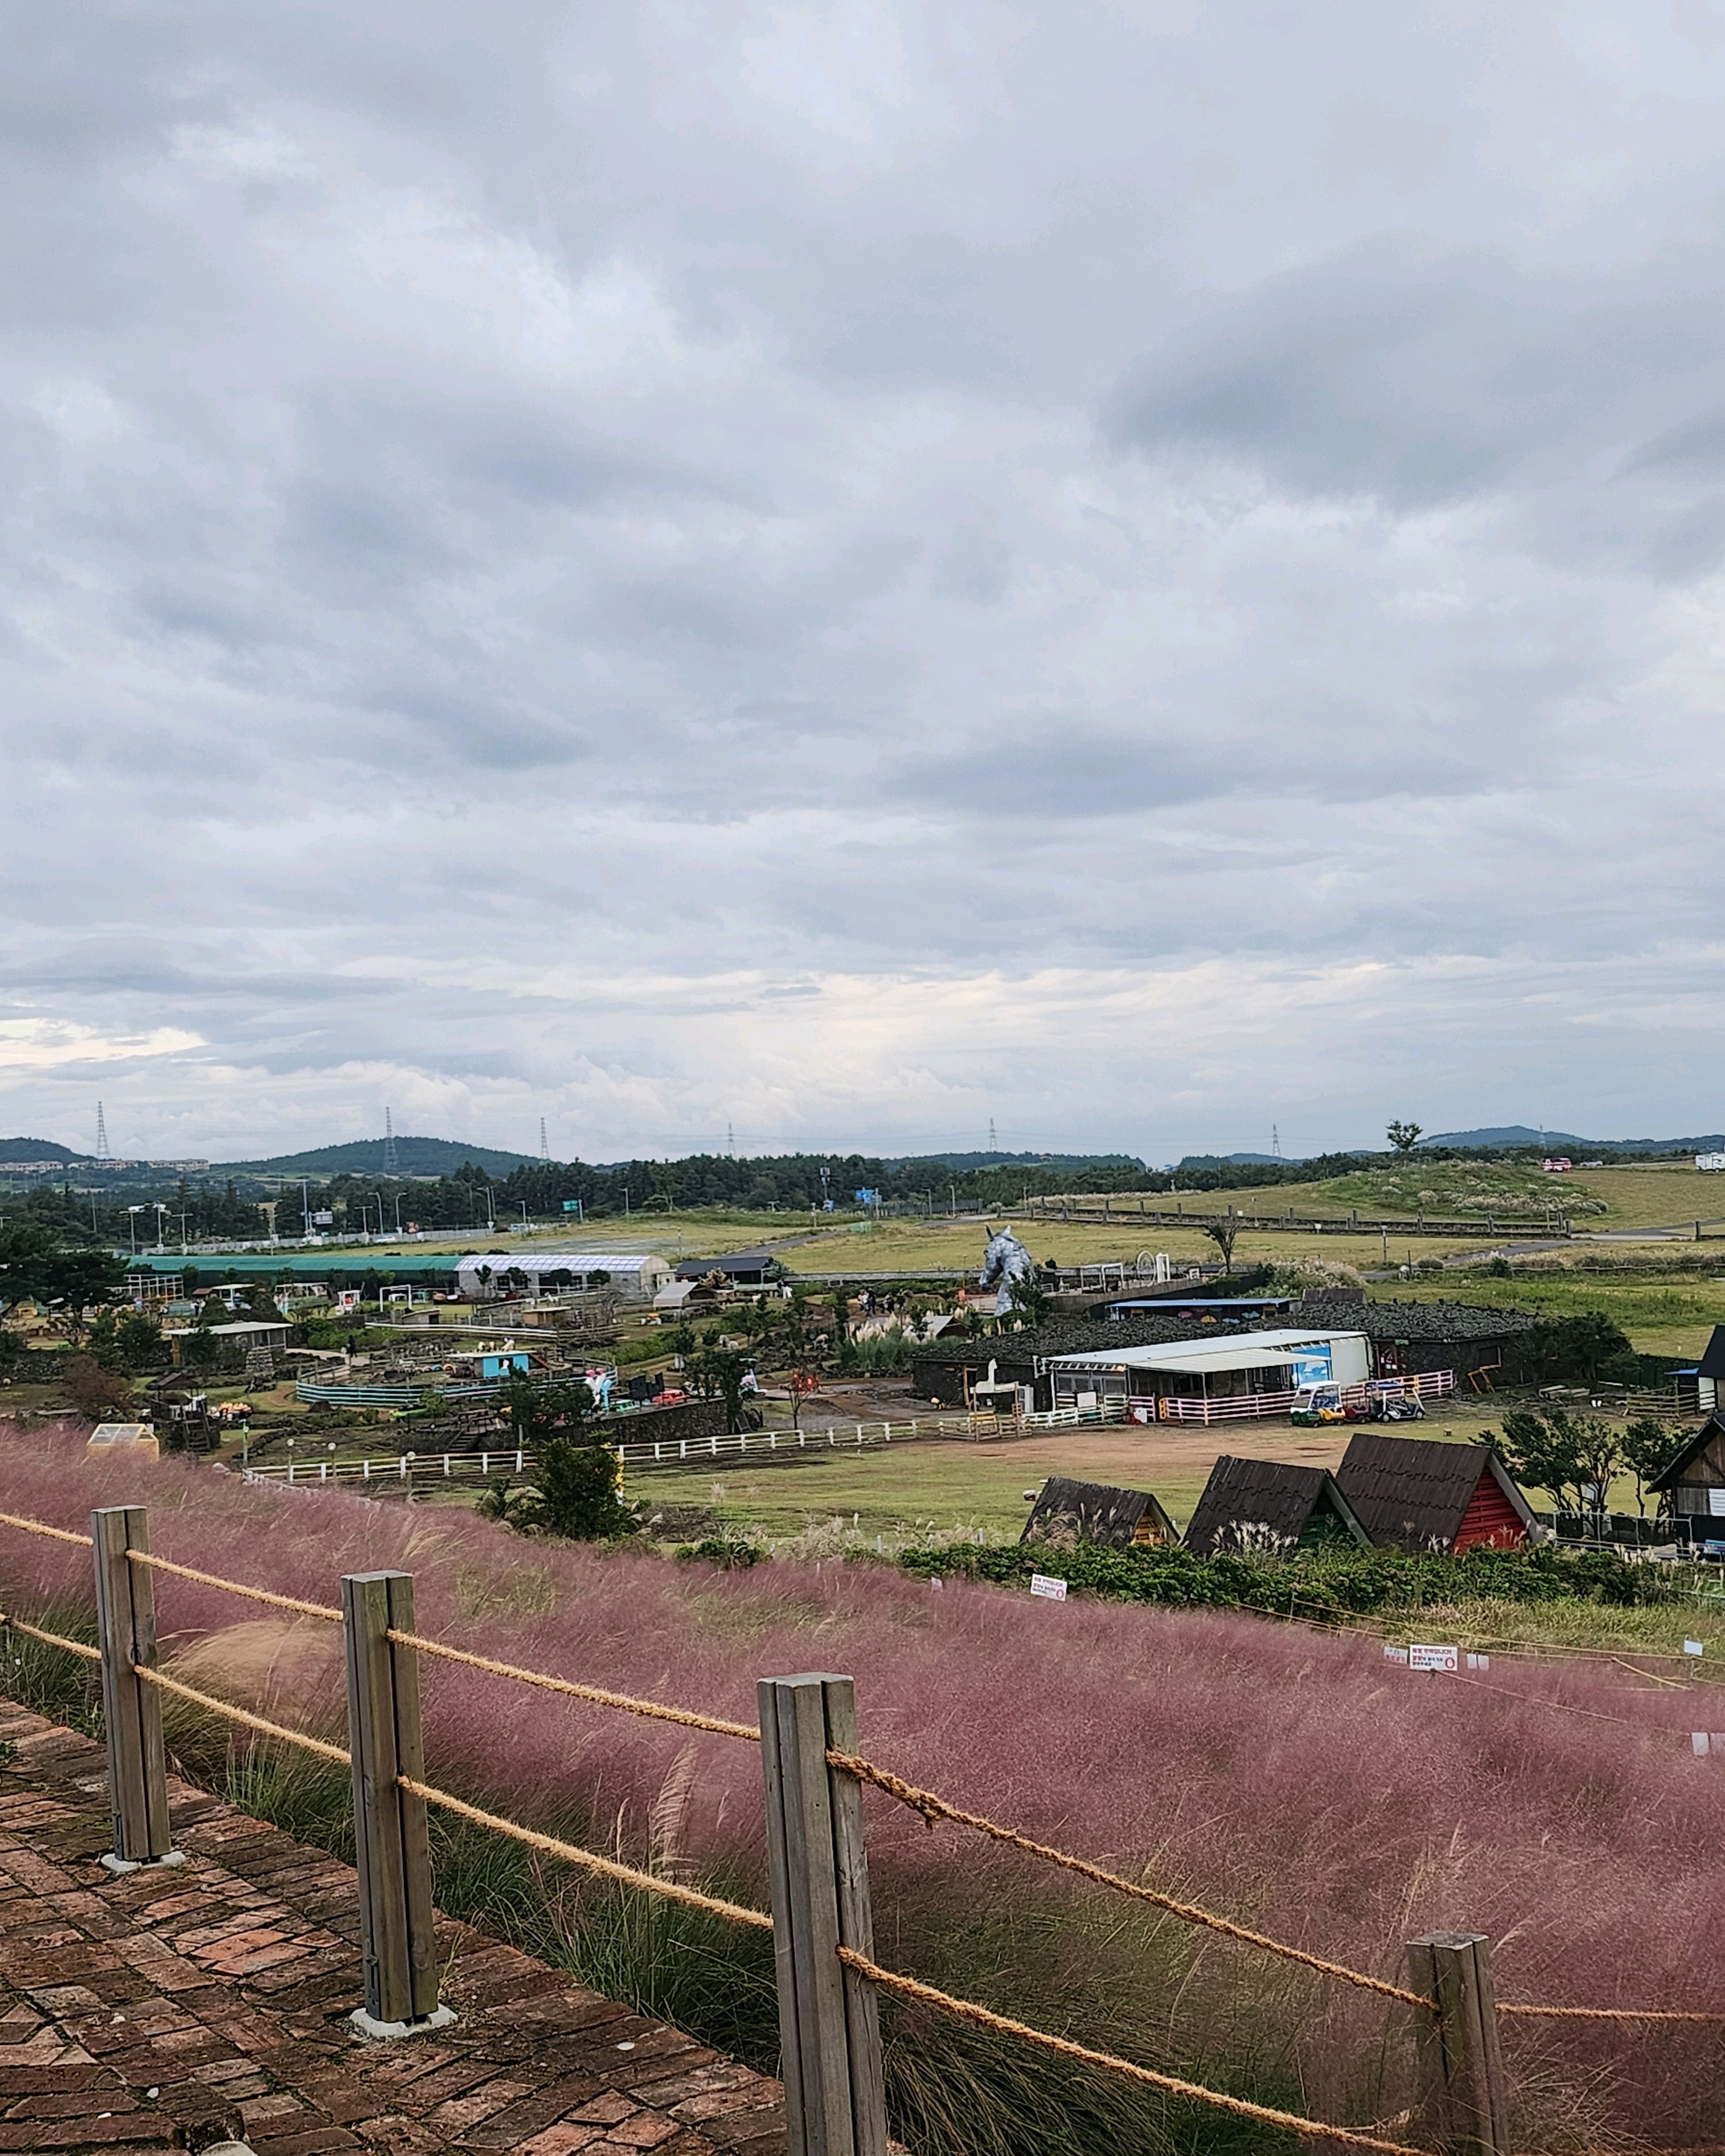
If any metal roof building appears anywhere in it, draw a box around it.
[453,1251,672,1302]
[1045,1328,1373,1408]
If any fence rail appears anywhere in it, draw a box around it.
[0,1500,1716,2156]
[1056,1372,1456,1426]
[240,1400,1132,1490]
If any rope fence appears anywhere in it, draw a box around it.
[825,1745,1432,2011]
[2,1498,1721,2156]
[835,1947,1423,2155]
[394,1773,774,1930]
[0,1511,91,1549]
[131,1664,352,1768]
[126,1550,344,1626]
[0,1612,102,1664]
[384,1627,761,1744]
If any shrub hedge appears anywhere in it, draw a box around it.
[897,1537,1663,1613]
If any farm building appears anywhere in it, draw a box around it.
[1646,1413,1725,1527]
[1334,1433,1536,1554]
[911,1312,1264,1411]
[452,1252,672,1303]
[1290,1296,1537,1387]
[1183,1457,1371,1556]
[1021,1476,1179,1550]
[1044,1328,1374,1419]
[672,1249,785,1287]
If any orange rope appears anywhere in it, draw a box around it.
[125,1550,344,1625]
[1,1613,101,1663]
[395,1774,773,1930]
[0,1510,91,1549]
[826,1747,1432,2011]
[131,1664,351,1767]
[386,1627,760,1744]
[838,1948,1421,2153]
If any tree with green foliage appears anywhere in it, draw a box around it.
[1621,1414,1682,1516]
[1521,1312,1633,1386]
[0,1330,27,1383]
[1493,1408,1622,1517]
[1386,1121,1424,1153]
[689,1330,754,1433]
[1202,1219,1239,1275]
[494,1373,636,1540]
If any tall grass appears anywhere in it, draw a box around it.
[1,1425,1718,2149]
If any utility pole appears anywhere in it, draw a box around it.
[302,1180,311,1237]
[126,1206,142,1257]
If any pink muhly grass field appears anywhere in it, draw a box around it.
[2,1428,1720,2143]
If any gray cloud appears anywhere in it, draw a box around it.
[5,2,1725,1158]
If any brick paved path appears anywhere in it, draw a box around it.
[0,1702,786,2155]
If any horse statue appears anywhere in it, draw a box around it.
[978,1226,1036,1314]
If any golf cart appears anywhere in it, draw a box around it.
[1290,1382,1371,1427]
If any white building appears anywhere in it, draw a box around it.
[453,1251,672,1303]
[1044,1328,1373,1415]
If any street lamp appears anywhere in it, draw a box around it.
[152,1202,168,1252]
[126,1206,143,1257]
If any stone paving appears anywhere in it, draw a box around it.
[0,1702,786,2155]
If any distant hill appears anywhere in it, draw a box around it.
[1176,1151,1311,1169]
[0,1137,83,1164]
[1420,1126,1725,1154]
[880,1150,1144,1171]
[221,1135,542,1177]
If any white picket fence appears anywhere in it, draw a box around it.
[238,1397,1131,1491]
[1146,1370,1456,1426]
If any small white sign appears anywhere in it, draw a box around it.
[1466,1652,1490,1671]
[1685,1639,1706,1658]
[1409,1643,1459,1674]
[1694,1732,1712,1755]
[1382,1644,1409,1665]
[928,1578,942,1591]
[1030,1573,1068,1602]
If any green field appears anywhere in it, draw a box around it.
[1373,1268,1725,1357]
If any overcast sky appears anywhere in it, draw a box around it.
[6,2,1725,1165]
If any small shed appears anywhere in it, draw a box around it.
[1183,1456,1371,1556]
[1647,1411,1725,1525]
[1021,1476,1180,1551]
[1335,1433,1536,1554]
[86,1422,159,1460]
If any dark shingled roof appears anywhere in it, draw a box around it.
[1295,1298,1537,1342]
[1182,1457,1371,1557]
[1646,1411,1725,1493]
[913,1312,1259,1367]
[1022,1476,1179,1551]
[1335,1433,1535,1553]
[1696,1326,1725,1382]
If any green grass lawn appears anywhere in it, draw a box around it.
[1373,1268,1725,1357]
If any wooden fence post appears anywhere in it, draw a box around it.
[758,1673,887,2156]
[343,1571,453,2038]
[1406,1933,1511,2156]
[91,1506,182,1873]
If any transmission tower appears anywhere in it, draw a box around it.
[95,1102,110,1162]
[382,1107,398,1175]
[726,1122,735,1157]
[1271,1123,1282,1158]
[988,1117,998,1153]
[539,1116,549,1161]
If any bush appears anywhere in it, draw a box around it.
[60,1356,134,1420]
[898,1537,1662,1615]
[676,1534,765,1570]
